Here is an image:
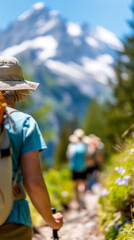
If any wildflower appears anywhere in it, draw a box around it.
[130,148,134,155]
[115,177,121,184]
[123,175,130,181]
[61,191,69,197]
[115,176,130,186]
[118,180,127,185]
[118,166,125,175]
[115,167,119,171]
[101,189,109,196]
[123,175,130,185]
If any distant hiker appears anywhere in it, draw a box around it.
[88,134,104,170]
[0,56,63,240]
[85,134,104,191]
[66,129,87,209]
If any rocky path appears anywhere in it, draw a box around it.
[33,184,104,240]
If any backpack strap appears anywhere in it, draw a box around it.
[4,107,26,199]
[5,106,18,132]
[6,106,18,115]
[13,166,21,188]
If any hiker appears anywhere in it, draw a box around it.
[0,56,63,240]
[85,134,104,191]
[66,129,87,209]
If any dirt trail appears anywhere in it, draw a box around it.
[33,184,104,240]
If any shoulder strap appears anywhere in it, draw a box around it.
[6,106,18,115]
[5,106,20,185]
[4,106,18,132]
[13,166,21,187]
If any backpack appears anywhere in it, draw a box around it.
[0,91,26,226]
[70,142,86,171]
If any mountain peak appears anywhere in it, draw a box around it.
[18,2,45,22]
[33,2,45,10]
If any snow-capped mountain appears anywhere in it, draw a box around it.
[0,2,123,161]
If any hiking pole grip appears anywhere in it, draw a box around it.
[51,208,59,240]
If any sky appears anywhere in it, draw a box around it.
[0,0,133,39]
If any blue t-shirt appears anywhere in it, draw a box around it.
[5,111,47,227]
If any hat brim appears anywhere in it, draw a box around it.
[0,80,39,91]
[69,134,79,143]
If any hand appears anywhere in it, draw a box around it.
[52,212,63,230]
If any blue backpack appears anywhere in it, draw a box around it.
[71,142,86,171]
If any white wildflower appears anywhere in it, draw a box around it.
[118,166,125,175]
[61,191,69,197]
[130,148,134,155]
[118,180,126,185]
[115,167,119,171]
[115,177,121,184]
[101,189,109,196]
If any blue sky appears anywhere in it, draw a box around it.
[0,0,132,39]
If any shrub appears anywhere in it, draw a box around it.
[98,141,134,239]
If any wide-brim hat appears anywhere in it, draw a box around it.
[0,56,39,91]
[69,134,79,143]
[82,136,92,145]
[73,128,85,138]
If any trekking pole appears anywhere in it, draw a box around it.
[51,208,59,240]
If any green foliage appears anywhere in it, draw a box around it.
[104,2,134,150]
[54,122,69,169]
[115,223,134,239]
[27,166,74,226]
[98,141,134,240]
[32,103,51,123]
[82,99,111,158]
[45,166,74,208]
[82,99,107,138]
[105,226,118,240]
[32,103,55,142]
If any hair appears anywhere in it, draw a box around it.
[1,90,30,102]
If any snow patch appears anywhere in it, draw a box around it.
[81,56,115,84]
[1,36,58,61]
[97,54,114,65]
[33,2,45,10]
[45,60,98,96]
[36,19,59,35]
[96,26,123,51]
[50,10,59,17]
[67,23,82,36]
[45,60,85,79]
[18,9,33,21]
[85,37,99,48]
[18,2,44,21]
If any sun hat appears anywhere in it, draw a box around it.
[69,134,79,143]
[0,56,39,91]
[73,128,85,138]
[82,135,92,145]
